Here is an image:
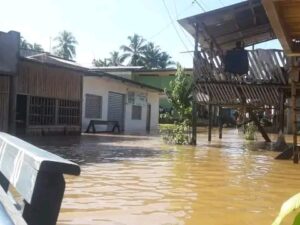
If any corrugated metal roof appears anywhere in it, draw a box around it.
[178,0,275,50]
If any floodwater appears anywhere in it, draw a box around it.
[27,129,300,225]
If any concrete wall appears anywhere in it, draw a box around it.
[0,31,20,75]
[82,76,159,132]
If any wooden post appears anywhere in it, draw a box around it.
[191,22,200,146]
[219,106,223,139]
[191,101,197,145]
[8,75,17,135]
[279,91,285,133]
[291,66,299,163]
[208,104,212,142]
[248,109,271,142]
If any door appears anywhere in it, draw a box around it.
[146,104,151,132]
[16,95,27,135]
[108,92,125,131]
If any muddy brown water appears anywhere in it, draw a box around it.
[26,129,300,225]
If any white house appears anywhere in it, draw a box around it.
[82,72,162,133]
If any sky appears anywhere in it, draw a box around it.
[0,0,281,68]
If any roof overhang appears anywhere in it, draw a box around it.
[262,0,300,56]
[178,0,275,50]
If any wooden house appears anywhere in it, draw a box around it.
[0,40,84,135]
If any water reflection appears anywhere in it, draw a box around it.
[26,129,300,225]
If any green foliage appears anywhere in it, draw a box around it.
[159,64,192,145]
[53,30,78,60]
[93,34,174,68]
[244,122,257,140]
[20,37,44,52]
[160,120,190,145]
[93,51,125,67]
[165,64,192,122]
[272,193,300,225]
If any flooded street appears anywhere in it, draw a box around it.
[27,129,300,225]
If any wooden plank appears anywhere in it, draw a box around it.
[262,0,293,54]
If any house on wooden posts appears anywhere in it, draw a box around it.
[82,71,162,133]
[178,0,290,145]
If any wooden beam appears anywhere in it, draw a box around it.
[248,109,271,142]
[219,106,223,139]
[208,104,212,142]
[191,23,200,146]
[262,0,293,54]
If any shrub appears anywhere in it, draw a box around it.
[244,122,257,140]
[160,120,191,145]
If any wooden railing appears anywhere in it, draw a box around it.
[0,132,80,225]
[194,49,288,84]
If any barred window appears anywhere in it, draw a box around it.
[58,100,80,125]
[29,96,56,125]
[132,105,142,120]
[85,94,102,118]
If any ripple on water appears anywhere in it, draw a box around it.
[25,130,300,225]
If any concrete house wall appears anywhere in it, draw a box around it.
[82,76,160,132]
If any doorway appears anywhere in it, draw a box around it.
[146,104,151,132]
[16,95,27,135]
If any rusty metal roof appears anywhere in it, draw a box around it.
[178,0,275,50]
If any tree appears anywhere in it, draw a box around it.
[92,58,110,67]
[20,37,44,52]
[32,43,44,52]
[53,31,78,60]
[108,51,125,66]
[20,37,33,50]
[158,51,174,69]
[143,42,161,69]
[120,34,147,66]
[143,42,174,69]
[165,64,192,122]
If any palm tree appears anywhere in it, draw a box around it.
[143,42,174,69]
[143,42,162,69]
[120,34,147,66]
[92,58,110,67]
[20,37,33,50]
[108,51,125,66]
[158,52,174,69]
[32,43,44,52]
[53,31,78,60]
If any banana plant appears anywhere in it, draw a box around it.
[272,193,300,225]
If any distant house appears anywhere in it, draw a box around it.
[82,72,162,132]
[91,67,193,112]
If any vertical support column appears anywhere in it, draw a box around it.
[291,67,299,163]
[8,75,17,135]
[208,104,212,142]
[191,22,200,146]
[279,91,285,133]
[219,106,223,139]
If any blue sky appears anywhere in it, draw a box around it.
[1,0,281,67]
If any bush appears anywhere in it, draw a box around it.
[244,122,257,140]
[160,120,191,145]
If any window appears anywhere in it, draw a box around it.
[132,105,142,120]
[58,100,80,125]
[29,96,56,125]
[85,94,102,118]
